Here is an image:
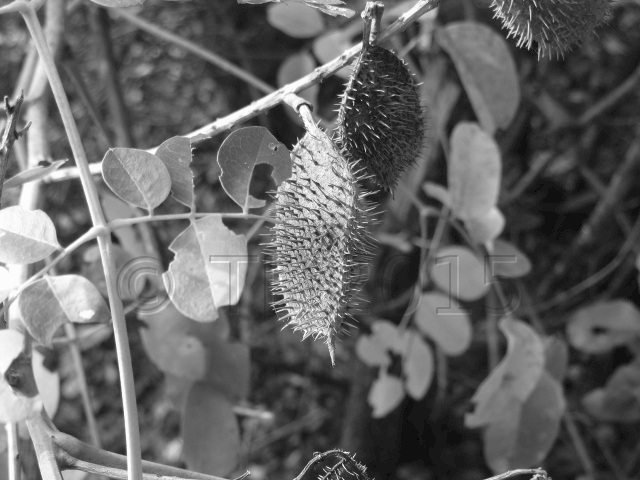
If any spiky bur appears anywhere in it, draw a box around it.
[335,44,425,191]
[491,0,611,58]
[294,450,371,480]
[266,130,374,365]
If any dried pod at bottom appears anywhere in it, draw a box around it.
[491,0,611,58]
[266,129,374,365]
[294,449,371,480]
[336,43,424,191]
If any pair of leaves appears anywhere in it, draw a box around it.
[357,321,434,417]
[102,136,195,212]
[466,318,566,473]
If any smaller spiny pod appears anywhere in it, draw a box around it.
[294,450,371,480]
[266,115,374,365]
[491,0,611,58]
[335,2,425,191]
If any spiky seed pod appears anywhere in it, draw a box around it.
[294,450,371,480]
[336,44,424,191]
[491,0,611,58]
[266,130,374,365]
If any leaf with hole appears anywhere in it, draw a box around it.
[267,3,324,38]
[436,22,519,134]
[415,291,472,355]
[0,206,60,265]
[368,371,405,418]
[0,330,43,423]
[402,332,434,399]
[217,127,291,211]
[466,317,545,428]
[101,148,171,211]
[3,159,67,190]
[182,383,240,475]
[430,245,489,301]
[163,215,248,322]
[449,122,501,221]
[489,239,532,278]
[19,275,111,346]
[155,136,196,210]
[566,300,640,354]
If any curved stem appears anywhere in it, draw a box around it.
[18,5,142,480]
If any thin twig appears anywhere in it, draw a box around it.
[0,93,29,209]
[44,0,440,183]
[563,411,597,479]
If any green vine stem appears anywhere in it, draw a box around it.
[6,1,143,478]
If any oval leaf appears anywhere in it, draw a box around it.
[415,292,472,355]
[163,215,248,322]
[101,148,171,211]
[0,330,43,423]
[0,206,60,264]
[430,245,489,301]
[449,122,502,221]
[313,30,354,79]
[466,317,545,428]
[155,136,196,210]
[88,0,143,6]
[19,275,111,346]
[183,383,240,475]
[217,127,291,211]
[566,300,640,354]
[436,22,520,134]
[483,371,565,473]
[356,334,391,367]
[202,336,251,401]
[368,372,405,418]
[277,52,319,126]
[402,333,434,399]
[267,3,324,38]
[3,160,67,190]
[489,239,532,278]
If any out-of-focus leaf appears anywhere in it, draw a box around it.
[566,300,640,354]
[217,127,291,211]
[489,239,532,278]
[183,383,240,475]
[163,215,248,322]
[267,3,324,38]
[0,206,60,265]
[33,349,60,418]
[402,333,433,399]
[247,0,354,18]
[155,136,196,210]
[415,291,472,355]
[483,371,565,473]
[3,160,67,190]
[422,182,451,208]
[19,275,111,346]
[582,360,640,422]
[356,334,391,367]
[101,148,171,211]
[368,371,405,418]
[544,337,569,383]
[313,30,354,79]
[0,330,43,423]
[430,245,489,301]
[100,193,147,256]
[436,21,519,134]
[465,207,504,246]
[277,52,319,126]
[449,122,501,221]
[202,336,250,401]
[466,317,545,428]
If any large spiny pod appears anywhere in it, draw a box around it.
[266,127,374,365]
[335,3,424,191]
[491,0,611,58]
